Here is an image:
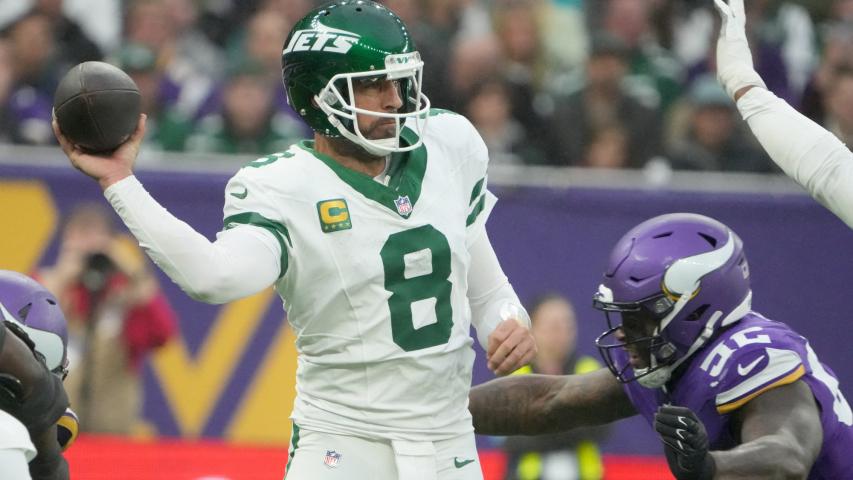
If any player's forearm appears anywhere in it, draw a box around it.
[733,86,755,101]
[737,88,853,228]
[470,374,570,435]
[104,176,280,303]
[470,369,633,435]
[466,232,527,349]
[710,436,811,479]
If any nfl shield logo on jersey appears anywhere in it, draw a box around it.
[324,450,342,468]
[394,195,413,217]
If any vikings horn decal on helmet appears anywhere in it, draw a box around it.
[281,0,430,156]
[0,271,69,378]
[593,213,752,388]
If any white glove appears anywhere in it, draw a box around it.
[713,0,767,99]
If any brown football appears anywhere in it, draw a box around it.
[53,61,141,153]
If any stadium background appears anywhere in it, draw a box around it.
[1,150,851,479]
[1,0,851,478]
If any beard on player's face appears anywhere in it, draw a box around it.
[356,111,398,139]
[328,135,388,164]
[323,113,399,163]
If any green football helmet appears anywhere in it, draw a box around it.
[281,0,430,156]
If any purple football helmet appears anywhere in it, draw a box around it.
[0,270,69,378]
[593,213,752,388]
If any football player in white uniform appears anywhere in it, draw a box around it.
[52,2,536,479]
[715,0,853,228]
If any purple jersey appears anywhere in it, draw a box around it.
[621,312,853,479]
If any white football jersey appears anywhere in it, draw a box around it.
[0,409,36,461]
[221,111,496,441]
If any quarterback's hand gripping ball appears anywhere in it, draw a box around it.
[53,61,141,153]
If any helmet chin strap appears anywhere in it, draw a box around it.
[636,360,673,388]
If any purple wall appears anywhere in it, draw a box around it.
[3,163,851,455]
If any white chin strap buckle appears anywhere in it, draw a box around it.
[636,366,671,388]
[635,347,673,389]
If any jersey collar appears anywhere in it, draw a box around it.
[298,128,427,218]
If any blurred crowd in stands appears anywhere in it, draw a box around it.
[0,0,851,172]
